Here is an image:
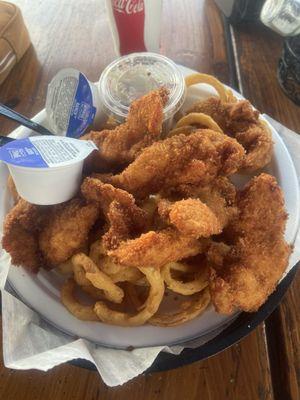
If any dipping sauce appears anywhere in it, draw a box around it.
[46,68,104,138]
[45,54,185,137]
[98,52,186,130]
[0,136,97,205]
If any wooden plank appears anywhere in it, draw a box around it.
[0,1,274,398]
[232,22,300,400]
[232,23,300,132]
[0,0,116,135]
[0,318,273,400]
[265,276,300,400]
[160,0,231,83]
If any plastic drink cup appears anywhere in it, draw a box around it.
[105,0,162,56]
[260,0,300,37]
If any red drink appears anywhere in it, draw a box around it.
[112,0,147,55]
[106,0,162,56]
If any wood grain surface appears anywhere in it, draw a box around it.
[0,1,299,399]
[0,322,273,400]
[233,22,300,400]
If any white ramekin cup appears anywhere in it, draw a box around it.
[0,136,97,205]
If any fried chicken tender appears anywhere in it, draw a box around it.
[108,228,207,268]
[2,199,48,272]
[81,177,147,250]
[206,241,231,270]
[174,177,238,227]
[187,97,258,133]
[83,88,168,171]
[187,97,273,171]
[39,199,99,267]
[104,201,134,250]
[82,177,140,212]
[108,129,245,198]
[158,198,222,238]
[235,122,273,172]
[209,173,290,314]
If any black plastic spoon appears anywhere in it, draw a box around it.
[0,103,54,146]
[0,135,15,146]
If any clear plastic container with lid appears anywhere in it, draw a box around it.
[98,52,186,131]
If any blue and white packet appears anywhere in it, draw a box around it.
[0,136,97,168]
[0,136,98,205]
[46,69,103,138]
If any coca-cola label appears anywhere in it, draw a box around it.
[111,0,147,55]
[113,0,144,14]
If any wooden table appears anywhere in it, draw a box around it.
[0,1,299,399]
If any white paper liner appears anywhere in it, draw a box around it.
[0,115,299,386]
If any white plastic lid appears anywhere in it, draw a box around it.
[46,68,102,138]
[0,136,97,205]
[98,52,186,121]
[0,136,97,169]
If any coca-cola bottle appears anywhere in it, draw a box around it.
[106,0,162,56]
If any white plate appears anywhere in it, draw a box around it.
[2,66,299,349]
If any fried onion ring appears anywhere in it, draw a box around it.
[89,240,143,283]
[61,278,98,321]
[72,260,104,300]
[72,253,124,304]
[149,288,211,327]
[185,73,228,102]
[57,258,73,275]
[176,113,223,133]
[93,267,164,326]
[161,262,209,295]
[81,285,105,300]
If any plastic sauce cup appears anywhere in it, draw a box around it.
[45,68,105,138]
[98,52,186,132]
[0,136,97,205]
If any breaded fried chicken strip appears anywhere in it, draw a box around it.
[187,97,273,171]
[108,228,207,268]
[2,199,48,272]
[234,122,273,172]
[187,97,258,132]
[39,199,99,267]
[173,177,237,227]
[109,129,245,198]
[158,198,222,238]
[109,195,225,268]
[209,174,290,314]
[81,177,147,250]
[83,88,168,171]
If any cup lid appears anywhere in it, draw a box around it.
[46,68,98,138]
[98,52,186,120]
[0,136,97,169]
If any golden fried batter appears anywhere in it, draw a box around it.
[109,129,245,198]
[108,228,207,268]
[39,199,99,267]
[158,198,222,238]
[209,174,290,314]
[83,88,168,171]
[187,97,273,171]
[2,199,48,272]
[174,177,238,228]
[81,177,147,250]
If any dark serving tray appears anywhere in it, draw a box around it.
[1,262,298,374]
[69,262,299,373]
